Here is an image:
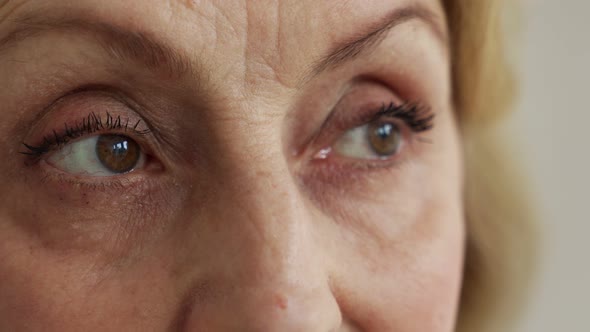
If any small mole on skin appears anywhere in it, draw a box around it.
[274,293,288,310]
[178,0,196,10]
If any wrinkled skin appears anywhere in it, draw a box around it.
[0,0,464,331]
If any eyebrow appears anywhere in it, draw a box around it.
[309,4,446,80]
[0,5,445,82]
[0,13,194,78]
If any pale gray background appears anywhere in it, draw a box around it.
[511,1,589,331]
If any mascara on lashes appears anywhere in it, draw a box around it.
[21,111,151,160]
[372,102,435,133]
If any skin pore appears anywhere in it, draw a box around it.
[0,0,464,331]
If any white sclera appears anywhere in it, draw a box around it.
[333,123,402,160]
[47,136,144,177]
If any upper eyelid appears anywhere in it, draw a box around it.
[21,109,152,159]
[21,86,153,136]
[46,114,147,142]
[23,85,152,136]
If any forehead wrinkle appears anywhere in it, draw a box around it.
[0,0,29,23]
[242,1,280,92]
[241,1,314,92]
[0,0,11,9]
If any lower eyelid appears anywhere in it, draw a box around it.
[299,155,414,202]
[37,159,149,192]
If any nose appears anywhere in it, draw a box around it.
[177,151,343,332]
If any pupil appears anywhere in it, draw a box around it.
[368,121,400,156]
[96,135,140,173]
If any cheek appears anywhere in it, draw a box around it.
[330,183,465,331]
[0,169,185,256]
[0,230,180,331]
[0,182,186,330]
[0,230,104,330]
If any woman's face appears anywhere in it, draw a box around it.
[0,0,464,331]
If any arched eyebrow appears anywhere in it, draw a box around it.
[0,4,445,82]
[308,4,447,80]
[0,12,195,79]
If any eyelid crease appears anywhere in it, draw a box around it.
[21,85,152,137]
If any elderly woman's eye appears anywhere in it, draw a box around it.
[322,102,434,162]
[47,134,145,177]
[334,119,403,159]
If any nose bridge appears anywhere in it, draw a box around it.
[207,104,304,246]
[179,117,342,331]
[214,142,314,281]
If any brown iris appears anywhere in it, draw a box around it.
[95,135,141,173]
[367,121,402,157]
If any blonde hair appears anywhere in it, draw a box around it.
[443,1,537,331]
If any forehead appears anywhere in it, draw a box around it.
[1,0,445,49]
[0,0,446,90]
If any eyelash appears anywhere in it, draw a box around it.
[21,111,151,161]
[19,100,433,172]
[372,102,434,133]
[320,101,435,148]
[306,100,434,172]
